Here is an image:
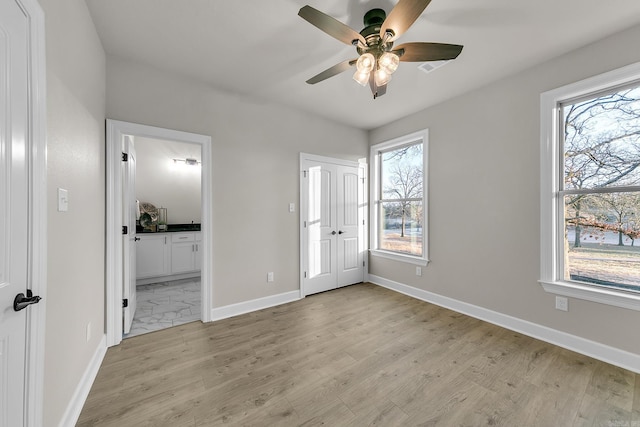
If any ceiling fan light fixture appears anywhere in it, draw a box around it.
[374,68,392,86]
[353,70,371,86]
[298,2,464,99]
[356,53,375,73]
[379,52,400,74]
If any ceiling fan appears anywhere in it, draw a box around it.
[298,0,463,99]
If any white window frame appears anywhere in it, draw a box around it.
[370,129,429,266]
[540,62,640,311]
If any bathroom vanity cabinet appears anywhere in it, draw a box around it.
[136,231,201,284]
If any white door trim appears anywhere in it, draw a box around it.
[17,0,47,424]
[299,153,367,298]
[105,120,213,347]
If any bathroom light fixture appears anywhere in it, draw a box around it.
[173,158,200,166]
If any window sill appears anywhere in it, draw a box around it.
[370,249,429,266]
[539,280,640,311]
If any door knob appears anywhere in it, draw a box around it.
[331,231,337,235]
[338,230,345,234]
[14,290,42,312]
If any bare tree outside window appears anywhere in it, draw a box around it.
[379,143,423,256]
[562,86,640,292]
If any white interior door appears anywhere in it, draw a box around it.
[122,136,137,334]
[301,155,364,296]
[304,163,338,294]
[0,1,32,425]
[336,165,364,286]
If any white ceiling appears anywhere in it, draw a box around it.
[85,0,640,130]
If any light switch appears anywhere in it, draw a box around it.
[58,188,68,212]
[289,203,295,213]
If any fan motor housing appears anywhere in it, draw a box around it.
[358,9,393,55]
[363,8,385,26]
[360,8,384,38]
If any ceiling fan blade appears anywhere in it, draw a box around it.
[306,59,357,85]
[393,42,463,62]
[380,0,432,41]
[299,6,366,46]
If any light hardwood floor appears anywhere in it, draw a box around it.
[77,283,640,426]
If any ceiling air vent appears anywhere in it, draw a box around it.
[418,60,449,74]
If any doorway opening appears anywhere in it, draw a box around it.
[126,137,203,337]
[106,120,213,347]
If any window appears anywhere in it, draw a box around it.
[370,130,428,265]
[540,63,640,310]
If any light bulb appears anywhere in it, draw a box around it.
[379,52,399,74]
[374,68,391,86]
[356,53,375,73]
[353,70,370,86]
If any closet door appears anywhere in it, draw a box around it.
[301,156,364,296]
[303,162,338,295]
[336,165,363,287]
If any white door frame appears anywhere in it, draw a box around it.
[299,153,367,297]
[105,120,213,347]
[6,0,48,424]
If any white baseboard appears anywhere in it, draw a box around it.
[59,334,107,427]
[210,290,300,322]
[368,274,640,374]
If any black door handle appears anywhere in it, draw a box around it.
[338,230,345,234]
[14,290,42,312]
[134,237,141,241]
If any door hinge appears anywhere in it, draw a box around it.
[304,271,307,278]
[363,219,365,225]
[363,261,365,267]
[122,225,128,235]
[122,152,128,162]
[304,220,307,228]
[303,170,307,178]
[123,298,129,308]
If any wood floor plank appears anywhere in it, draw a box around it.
[342,399,409,427]
[77,283,639,426]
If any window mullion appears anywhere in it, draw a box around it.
[560,185,640,196]
[379,198,423,202]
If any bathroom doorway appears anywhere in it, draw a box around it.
[105,120,213,347]
[127,137,203,337]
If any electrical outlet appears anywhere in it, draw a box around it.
[267,272,274,282]
[555,296,568,312]
[86,322,92,342]
[416,266,422,276]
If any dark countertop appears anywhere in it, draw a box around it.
[137,223,201,233]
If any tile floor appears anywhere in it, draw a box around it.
[125,278,201,338]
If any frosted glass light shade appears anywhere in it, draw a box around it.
[356,53,375,73]
[379,52,399,74]
[374,68,391,86]
[353,70,370,86]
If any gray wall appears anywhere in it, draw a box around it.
[369,23,640,355]
[37,1,640,422]
[106,56,369,307]
[39,0,106,424]
[135,137,202,224]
